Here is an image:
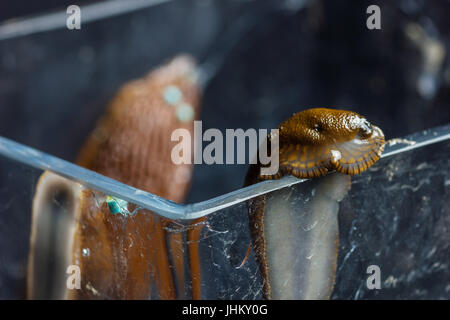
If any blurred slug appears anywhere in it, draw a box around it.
[244,108,385,299]
[28,55,203,299]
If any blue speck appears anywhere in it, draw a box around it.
[163,85,183,106]
[176,103,194,122]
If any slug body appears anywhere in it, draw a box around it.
[28,56,203,299]
[245,108,385,299]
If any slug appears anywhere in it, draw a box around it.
[28,55,204,299]
[244,108,385,299]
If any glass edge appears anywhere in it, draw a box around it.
[0,122,449,219]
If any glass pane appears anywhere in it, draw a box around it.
[0,129,448,299]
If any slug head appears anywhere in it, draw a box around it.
[276,108,385,178]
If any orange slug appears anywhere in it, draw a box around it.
[244,108,385,300]
[28,55,204,299]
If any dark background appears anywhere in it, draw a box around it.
[0,0,449,201]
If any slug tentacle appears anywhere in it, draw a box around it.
[244,108,385,299]
[260,108,385,181]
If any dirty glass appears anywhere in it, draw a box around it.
[197,130,450,300]
[0,125,448,299]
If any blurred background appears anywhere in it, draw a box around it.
[0,0,449,202]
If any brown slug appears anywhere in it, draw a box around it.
[244,108,385,300]
[28,55,204,299]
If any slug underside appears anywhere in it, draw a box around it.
[27,173,81,299]
[263,173,351,299]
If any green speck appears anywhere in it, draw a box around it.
[107,200,120,214]
[106,195,131,216]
